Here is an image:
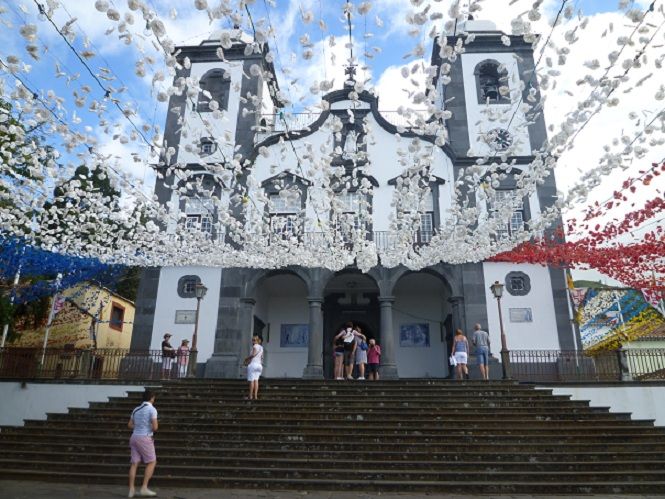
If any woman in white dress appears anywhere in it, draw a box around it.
[245,335,264,400]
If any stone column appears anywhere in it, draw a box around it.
[448,296,465,335]
[236,297,256,378]
[303,296,324,378]
[379,296,399,379]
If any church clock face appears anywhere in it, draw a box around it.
[488,128,513,150]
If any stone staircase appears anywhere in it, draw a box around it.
[1,379,665,494]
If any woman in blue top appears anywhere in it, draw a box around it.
[451,329,469,380]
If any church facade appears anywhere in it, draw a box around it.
[131,19,579,379]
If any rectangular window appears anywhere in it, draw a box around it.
[270,214,300,238]
[417,212,434,244]
[492,190,525,239]
[269,193,300,214]
[183,279,197,295]
[510,276,525,292]
[185,198,214,215]
[269,194,301,239]
[200,141,214,155]
[185,214,213,234]
[334,192,369,242]
[109,303,125,331]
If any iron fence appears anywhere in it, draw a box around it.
[509,348,665,382]
[1,347,664,382]
[0,348,191,381]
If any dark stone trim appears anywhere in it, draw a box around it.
[251,110,330,156]
[262,172,311,220]
[177,275,202,298]
[174,40,284,107]
[455,155,537,167]
[261,171,312,188]
[446,34,537,53]
[431,33,537,68]
[234,59,262,160]
[162,65,191,169]
[505,271,531,296]
[249,89,457,164]
[130,267,161,351]
[461,263,488,335]
[473,58,511,106]
[387,175,446,186]
[440,56,469,158]
[197,68,231,112]
[549,266,579,350]
[331,171,380,189]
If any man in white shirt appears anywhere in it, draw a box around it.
[128,390,158,498]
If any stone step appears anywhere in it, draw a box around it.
[1,432,662,453]
[56,410,625,421]
[119,388,565,398]
[5,420,665,439]
[2,380,663,494]
[2,459,665,483]
[4,449,665,472]
[35,415,661,434]
[3,439,665,462]
[96,398,594,409]
[2,467,665,494]
[61,404,626,417]
[19,420,665,441]
[133,383,555,391]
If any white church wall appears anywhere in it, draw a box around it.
[262,296,309,378]
[542,385,665,427]
[461,52,531,157]
[0,382,143,427]
[260,78,276,117]
[178,61,245,165]
[366,117,456,231]
[251,112,457,235]
[151,266,222,363]
[482,262,562,351]
[393,291,449,378]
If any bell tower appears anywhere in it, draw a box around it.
[432,19,548,159]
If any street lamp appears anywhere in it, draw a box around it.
[188,282,208,377]
[490,280,511,379]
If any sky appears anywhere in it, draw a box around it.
[0,0,663,284]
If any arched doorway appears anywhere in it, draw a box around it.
[393,271,451,378]
[253,272,309,378]
[323,272,380,379]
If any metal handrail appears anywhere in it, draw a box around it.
[509,348,665,382]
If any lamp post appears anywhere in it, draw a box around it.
[188,282,208,377]
[490,280,511,379]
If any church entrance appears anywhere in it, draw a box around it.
[322,272,380,379]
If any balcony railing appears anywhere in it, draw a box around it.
[254,110,428,142]
[266,230,435,251]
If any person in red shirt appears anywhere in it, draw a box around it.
[366,338,381,380]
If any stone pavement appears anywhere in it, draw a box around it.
[1,481,665,499]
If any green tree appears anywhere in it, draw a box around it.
[38,164,124,252]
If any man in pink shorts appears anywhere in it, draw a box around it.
[128,390,158,498]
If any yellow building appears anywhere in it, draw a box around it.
[10,282,135,349]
